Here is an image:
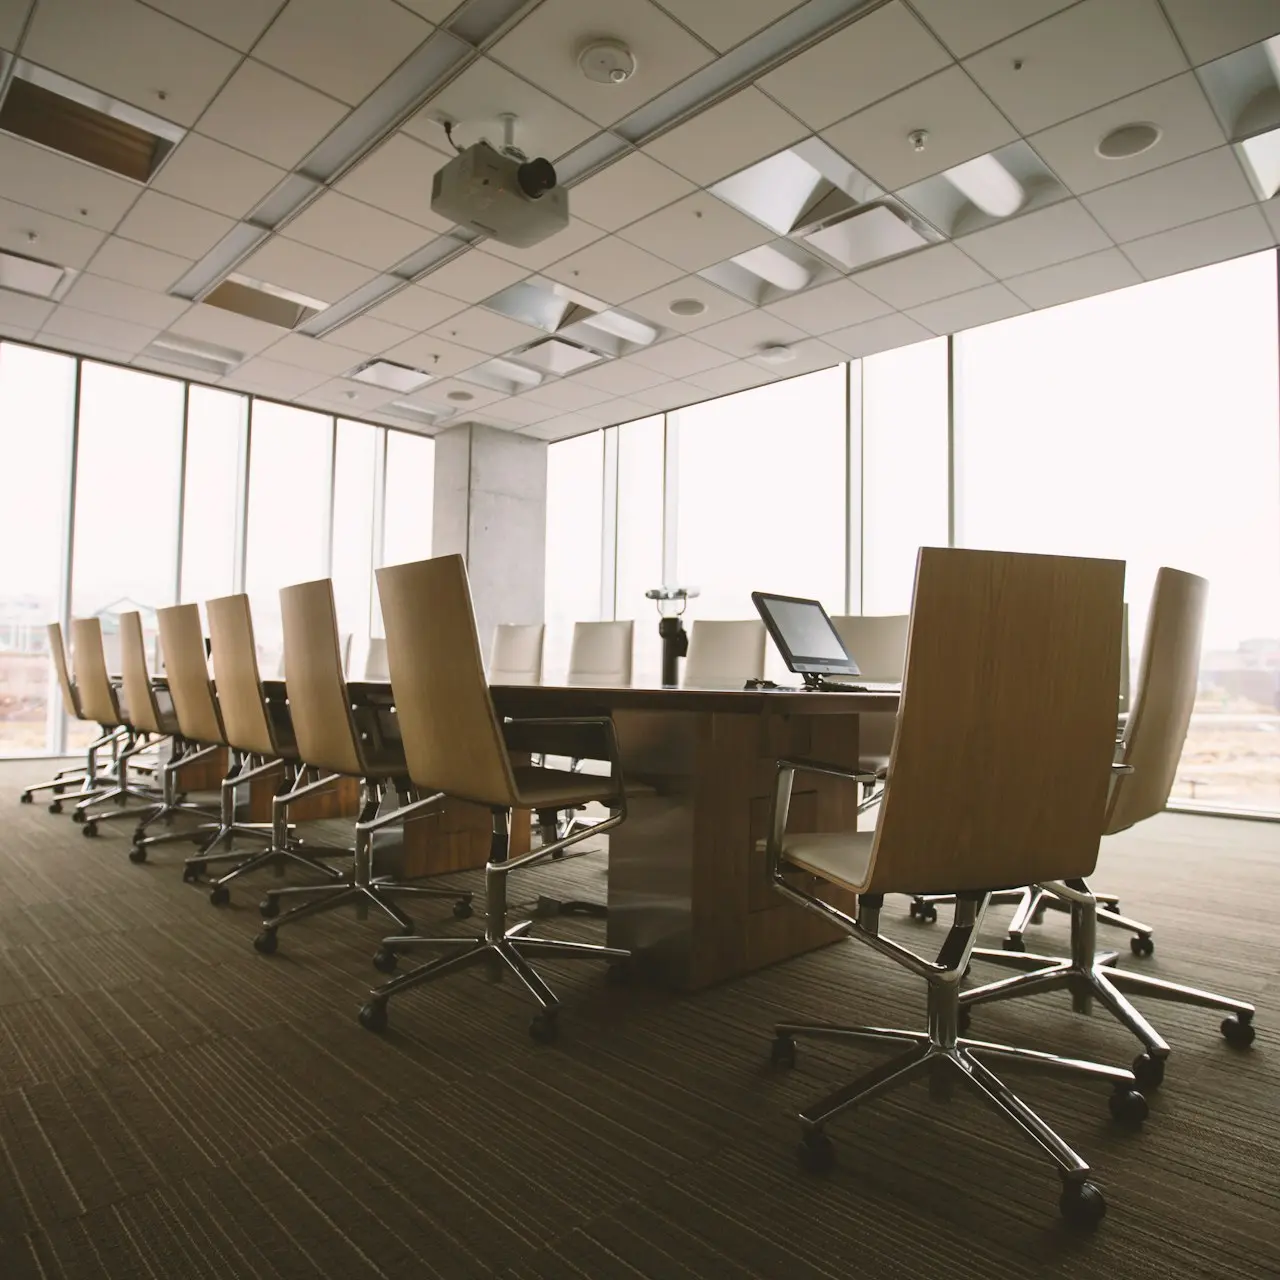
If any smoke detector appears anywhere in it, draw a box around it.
[578,40,637,85]
[757,344,796,365]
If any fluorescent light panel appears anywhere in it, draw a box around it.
[351,359,434,393]
[1238,126,1280,198]
[509,338,604,376]
[146,334,242,376]
[803,203,928,270]
[0,250,71,299]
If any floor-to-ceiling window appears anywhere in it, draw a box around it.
[613,415,665,685]
[180,386,247,610]
[955,251,1280,813]
[331,420,380,661]
[0,344,76,754]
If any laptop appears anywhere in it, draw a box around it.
[751,591,902,692]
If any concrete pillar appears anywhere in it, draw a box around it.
[432,422,547,651]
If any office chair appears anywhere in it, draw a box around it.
[359,636,389,682]
[765,548,1145,1228]
[682,619,766,686]
[355,553,631,1043]
[490,623,545,685]
[251,578,472,953]
[567,620,633,687]
[116,611,220,858]
[959,567,1255,1091]
[20,622,120,810]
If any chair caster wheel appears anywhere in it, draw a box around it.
[209,885,230,907]
[1131,1052,1165,1092]
[1002,935,1025,952]
[604,960,631,986]
[359,1001,388,1033]
[798,1130,835,1175]
[82,821,98,838]
[1221,1013,1255,1048]
[20,792,32,804]
[909,900,937,923]
[253,930,278,955]
[259,896,279,919]
[529,1011,559,1043]
[71,808,86,824]
[182,864,203,884]
[128,846,147,864]
[533,896,559,918]
[1059,1180,1106,1229]
[373,947,398,974]
[770,1035,796,1069]
[452,899,473,920]
[48,801,63,815]
[1109,1086,1148,1127]
[1130,934,1154,957]
[958,1007,972,1034]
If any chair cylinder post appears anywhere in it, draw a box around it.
[486,809,511,944]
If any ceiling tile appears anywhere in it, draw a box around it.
[630,378,707,410]
[644,88,807,185]
[681,360,774,395]
[240,236,375,305]
[824,310,934,357]
[281,190,430,272]
[489,0,715,127]
[518,415,597,441]
[404,56,599,161]
[254,0,431,106]
[853,242,994,308]
[153,134,286,220]
[963,0,1188,135]
[326,313,416,354]
[483,396,560,425]
[0,325,38,342]
[232,356,330,397]
[1080,146,1256,242]
[822,66,1018,192]
[428,305,543,355]
[1264,197,1280,243]
[364,283,467,329]
[1027,73,1226,195]
[0,289,55,330]
[625,273,751,332]
[956,199,1112,277]
[1004,246,1142,307]
[541,236,684,303]
[481,219,606,272]
[395,0,458,19]
[759,1,950,130]
[1120,206,1275,280]
[23,0,241,126]
[382,331,484,377]
[41,305,159,354]
[167,301,287,354]
[115,191,235,258]
[334,132,453,232]
[0,196,105,268]
[617,192,773,272]
[1159,0,1280,65]
[692,309,809,357]
[519,379,615,411]
[653,0,804,51]
[906,281,1029,334]
[747,335,844,375]
[61,273,190,329]
[763,278,894,334]
[87,237,192,293]
[570,153,696,231]
[197,60,350,169]
[130,354,220,384]
[403,377,509,412]
[576,396,653,426]
[905,0,1079,58]
[261,332,364,375]
[569,359,670,394]
[141,0,282,50]
[627,334,735,377]
[418,249,530,302]
[0,134,140,231]
[298,377,403,412]
[1,0,28,49]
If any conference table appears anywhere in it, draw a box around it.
[350,679,900,991]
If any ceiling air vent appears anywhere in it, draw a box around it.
[0,58,184,183]
[202,275,327,330]
[0,248,74,299]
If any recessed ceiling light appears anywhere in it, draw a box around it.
[669,297,706,316]
[145,334,242,376]
[511,338,606,377]
[732,244,812,293]
[0,249,71,299]
[350,359,434,393]
[941,154,1024,218]
[1096,123,1161,159]
[803,205,928,272]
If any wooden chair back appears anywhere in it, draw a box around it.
[490,623,545,685]
[1106,568,1207,834]
[568,620,633,686]
[376,554,517,807]
[118,611,163,735]
[206,594,277,757]
[279,579,364,777]
[864,548,1124,896]
[70,618,121,727]
[47,622,80,717]
[683,619,766,686]
[156,604,224,745]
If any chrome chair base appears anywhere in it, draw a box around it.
[962,879,1256,1091]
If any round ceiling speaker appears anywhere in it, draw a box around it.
[1096,122,1161,159]
[578,39,637,85]
[447,390,474,401]
[669,297,706,316]
[757,344,796,365]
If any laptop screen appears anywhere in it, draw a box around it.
[751,592,860,677]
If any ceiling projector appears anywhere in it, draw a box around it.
[431,140,569,248]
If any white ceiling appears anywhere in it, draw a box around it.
[0,0,1277,442]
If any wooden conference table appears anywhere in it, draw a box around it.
[350,679,900,992]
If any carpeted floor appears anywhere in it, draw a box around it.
[0,759,1277,1279]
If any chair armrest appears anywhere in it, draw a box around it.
[502,715,617,763]
[1111,762,1134,776]
[777,757,882,785]
[766,758,882,877]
